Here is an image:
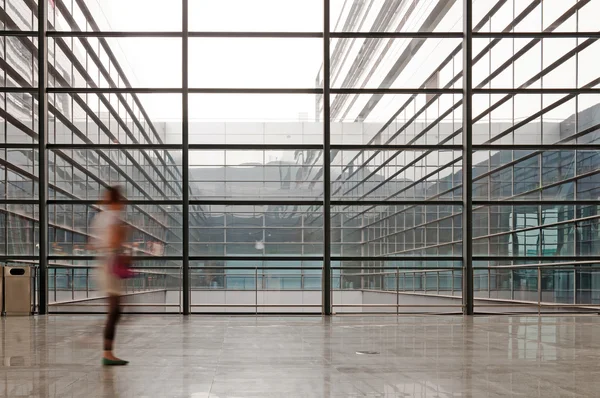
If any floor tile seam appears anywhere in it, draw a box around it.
[209,317,230,393]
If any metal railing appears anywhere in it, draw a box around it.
[45,265,181,310]
[333,265,600,313]
[12,263,600,314]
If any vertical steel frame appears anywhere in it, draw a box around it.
[322,0,332,315]
[38,0,49,315]
[19,0,516,315]
[462,0,474,315]
[182,0,190,315]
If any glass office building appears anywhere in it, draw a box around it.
[1,0,600,314]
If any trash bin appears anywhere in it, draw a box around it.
[4,267,31,316]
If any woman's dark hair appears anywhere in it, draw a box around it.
[106,185,124,203]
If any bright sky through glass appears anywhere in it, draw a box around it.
[66,0,600,168]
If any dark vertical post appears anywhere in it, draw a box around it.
[182,0,190,315]
[462,0,474,315]
[322,0,332,315]
[38,0,49,315]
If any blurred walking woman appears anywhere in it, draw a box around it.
[90,186,129,366]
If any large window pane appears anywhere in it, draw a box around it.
[190,259,321,314]
[49,149,182,201]
[189,0,322,32]
[49,93,181,144]
[0,204,39,255]
[330,38,462,89]
[189,94,321,145]
[2,0,38,31]
[189,38,320,88]
[331,0,462,33]
[190,149,322,200]
[49,38,181,88]
[48,260,182,313]
[48,204,183,257]
[0,148,38,199]
[330,94,463,146]
[49,0,181,31]
[332,261,462,314]
[332,149,461,201]
[190,206,323,257]
[332,205,463,257]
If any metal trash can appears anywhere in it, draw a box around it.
[4,267,31,316]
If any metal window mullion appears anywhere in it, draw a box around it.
[323,0,331,316]
[182,0,189,316]
[574,8,580,259]
[38,0,48,315]
[462,0,474,316]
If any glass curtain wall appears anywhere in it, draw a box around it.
[1,0,600,315]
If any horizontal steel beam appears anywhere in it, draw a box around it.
[330,32,463,39]
[45,87,470,94]
[0,143,39,149]
[473,88,600,94]
[46,144,184,150]
[47,88,324,94]
[0,30,37,36]
[43,87,600,95]
[331,256,460,262]
[46,199,183,205]
[190,266,323,270]
[474,256,600,262]
[472,31,600,38]
[332,267,458,271]
[190,144,322,150]
[47,144,325,150]
[40,31,474,39]
[0,199,40,205]
[189,31,323,38]
[190,200,322,206]
[189,88,321,94]
[190,304,322,307]
[189,256,322,261]
[47,31,325,38]
[47,255,184,261]
[0,87,38,93]
[473,144,600,151]
[331,200,463,206]
[47,31,183,37]
[331,144,462,150]
[48,265,183,269]
[332,304,462,307]
[473,200,600,206]
[331,88,462,94]
[47,87,182,93]
[45,143,484,151]
[49,303,182,307]
[44,199,329,206]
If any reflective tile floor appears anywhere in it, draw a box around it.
[1,315,600,397]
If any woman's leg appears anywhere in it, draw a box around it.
[103,294,121,359]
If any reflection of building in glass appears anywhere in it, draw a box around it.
[2,0,600,306]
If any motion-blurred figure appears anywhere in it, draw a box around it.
[89,186,129,366]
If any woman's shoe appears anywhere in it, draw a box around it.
[102,357,129,366]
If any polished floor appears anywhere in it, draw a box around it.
[1,315,599,397]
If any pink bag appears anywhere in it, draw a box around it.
[112,253,134,279]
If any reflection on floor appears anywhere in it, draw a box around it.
[1,315,599,397]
